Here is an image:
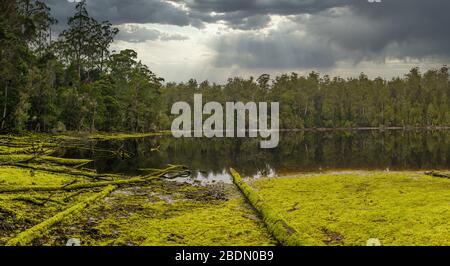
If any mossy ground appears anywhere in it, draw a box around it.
[37,182,275,246]
[0,166,105,245]
[250,171,450,246]
[1,134,449,246]
[0,167,274,246]
[0,134,275,246]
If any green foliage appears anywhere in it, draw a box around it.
[162,69,450,130]
[54,0,118,80]
[0,0,449,134]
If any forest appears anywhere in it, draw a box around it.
[1,0,449,134]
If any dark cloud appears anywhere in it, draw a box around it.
[211,0,450,69]
[174,0,355,29]
[44,0,197,27]
[212,23,344,69]
[300,0,450,59]
[175,0,352,16]
[212,13,272,31]
[44,0,450,70]
[45,0,355,31]
[233,15,271,30]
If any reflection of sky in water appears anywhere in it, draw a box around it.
[252,167,277,179]
[173,166,278,184]
[173,170,233,184]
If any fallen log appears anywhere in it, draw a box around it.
[1,195,65,206]
[0,151,55,165]
[5,185,116,246]
[229,168,322,246]
[425,171,450,179]
[0,176,154,193]
[7,163,115,180]
[0,165,188,193]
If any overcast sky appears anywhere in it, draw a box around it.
[44,0,450,83]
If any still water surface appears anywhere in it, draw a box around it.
[54,130,450,184]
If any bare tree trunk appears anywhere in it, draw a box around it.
[77,60,81,81]
[134,86,139,132]
[1,82,8,130]
[91,105,96,132]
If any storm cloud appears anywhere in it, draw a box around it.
[213,25,342,69]
[43,0,450,81]
[45,0,197,27]
[209,0,450,69]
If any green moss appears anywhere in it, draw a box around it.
[251,171,450,246]
[5,186,116,246]
[1,134,271,246]
[56,131,170,141]
[140,198,274,246]
[0,166,79,187]
[36,156,92,166]
[0,134,117,246]
[6,134,448,246]
[0,188,96,245]
[36,181,276,246]
[230,168,321,246]
[0,154,92,166]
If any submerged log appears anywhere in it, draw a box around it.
[229,168,322,246]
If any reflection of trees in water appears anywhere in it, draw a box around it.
[57,131,450,176]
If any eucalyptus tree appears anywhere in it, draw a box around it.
[17,0,56,55]
[56,0,117,82]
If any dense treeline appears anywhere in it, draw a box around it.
[1,0,449,133]
[165,69,450,129]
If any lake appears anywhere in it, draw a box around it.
[53,130,450,184]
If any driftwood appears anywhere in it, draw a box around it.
[229,168,322,246]
[425,171,450,179]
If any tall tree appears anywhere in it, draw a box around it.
[56,0,117,82]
